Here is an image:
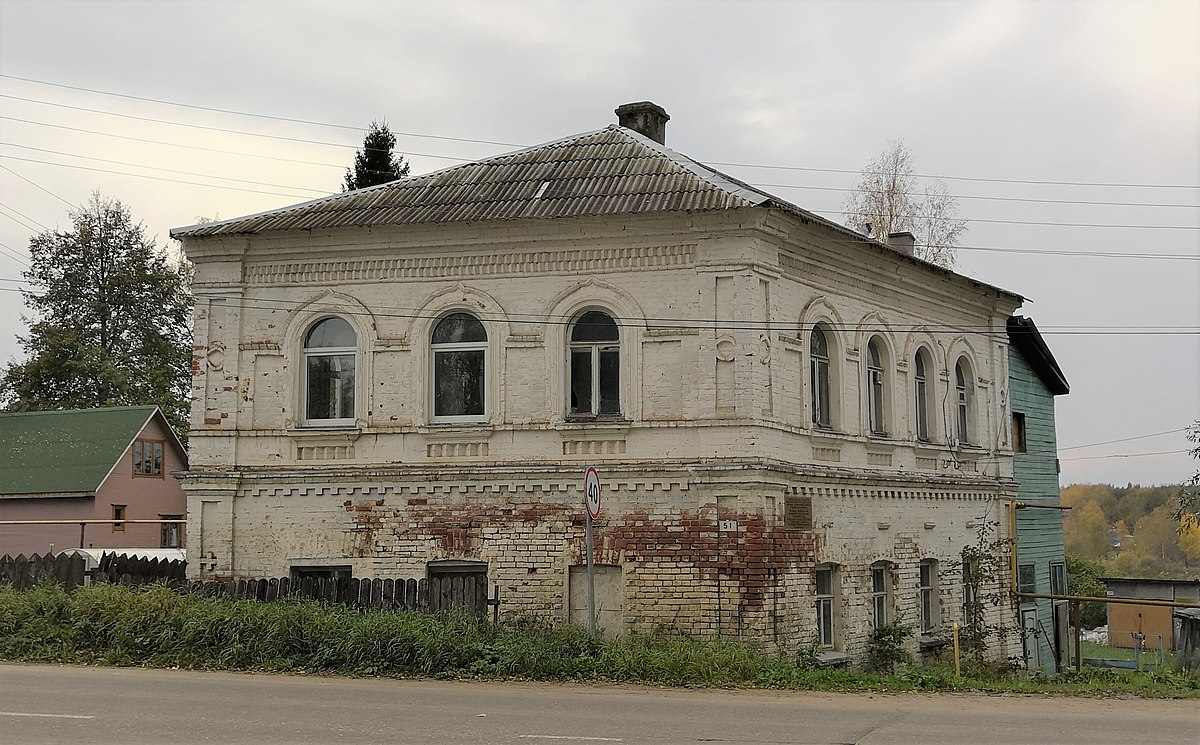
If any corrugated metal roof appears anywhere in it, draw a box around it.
[171,126,784,238]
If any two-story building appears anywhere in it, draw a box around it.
[172,102,1030,662]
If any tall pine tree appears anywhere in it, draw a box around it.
[0,193,193,436]
[343,120,410,191]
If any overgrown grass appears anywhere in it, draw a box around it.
[2,583,1197,698]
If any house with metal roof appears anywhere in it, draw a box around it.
[171,102,1043,664]
[0,406,188,557]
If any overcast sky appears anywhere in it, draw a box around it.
[0,0,1196,486]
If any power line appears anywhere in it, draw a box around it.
[830,208,1199,231]
[0,155,316,200]
[0,142,330,195]
[759,182,1198,209]
[1060,449,1189,462]
[1059,428,1189,451]
[0,283,1196,336]
[0,205,41,233]
[0,74,523,147]
[0,115,472,167]
[709,161,1200,191]
[0,163,75,207]
[7,116,1193,210]
[0,201,48,231]
[4,146,1198,236]
[3,82,1197,191]
[0,242,31,268]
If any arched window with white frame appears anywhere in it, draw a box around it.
[810,325,833,429]
[431,312,487,421]
[955,357,973,445]
[302,316,357,425]
[569,310,621,418]
[866,337,886,436]
[913,347,932,442]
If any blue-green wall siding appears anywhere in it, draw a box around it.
[1010,348,1066,672]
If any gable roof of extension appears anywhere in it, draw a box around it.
[1007,316,1070,396]
[0,406,185,498]
[171,120,1021,301]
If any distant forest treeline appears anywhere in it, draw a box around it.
[1061,483,1198,578]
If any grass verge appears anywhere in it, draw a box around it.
[2,583,1196,698]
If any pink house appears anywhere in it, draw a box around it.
[0,407,188,557]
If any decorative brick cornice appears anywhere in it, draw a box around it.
[243,244,696,286]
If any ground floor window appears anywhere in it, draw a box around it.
[871,563,891,629]
[815,565,838,647]
[160,515,183,548]
[919,559,939,632]
[1049,561,1067,596]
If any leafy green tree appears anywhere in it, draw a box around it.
[343,120,410,191]
[1177,421,1200,524]
[0,193,193,436]
[1065,555,1107,628]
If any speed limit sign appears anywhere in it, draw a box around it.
[584,466,601,518]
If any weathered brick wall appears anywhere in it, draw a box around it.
[180,208,1025,662]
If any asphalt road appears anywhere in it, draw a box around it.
[0,663,1195,745]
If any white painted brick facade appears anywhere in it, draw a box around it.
[179,208,1025,663]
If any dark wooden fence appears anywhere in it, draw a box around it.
[0,552,87,590]
[0,552,186,590]
[1,552,497,618]
[94,553,187,585]
[189,572,495,617]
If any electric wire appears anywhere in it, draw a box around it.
[0,205,41,233]
[0,143,330,195]
[3,76,1197,190]
[0,201,49,231]
[4,150,1199,237]
[1059,428,1189,451]
[5,115,1197,209]
[0,163,75,207]
[1059,450,1189,461]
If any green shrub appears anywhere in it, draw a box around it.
[1,583,1196,698]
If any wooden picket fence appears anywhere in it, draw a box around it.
[1,552,497,618]
[0,552,88,590]
[188,573,495,617]
[0,552,185,590]
[94,553,187,585]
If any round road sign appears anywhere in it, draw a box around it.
[584,466,601,519]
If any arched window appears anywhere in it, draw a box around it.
[569,310,621,417]
[866,337,886,436]
[913,348,931,442]
[431,313,487,420]
[955,357,972,445]
[810,326,831,428]
[303,317,356,424]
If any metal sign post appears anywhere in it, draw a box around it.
[584,467,601,636]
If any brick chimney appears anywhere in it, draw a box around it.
[615,101,670,145]
[887,231,916,257]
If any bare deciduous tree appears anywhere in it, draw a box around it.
[842,139,966,268]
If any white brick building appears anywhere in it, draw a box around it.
[173,102,1024,662]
